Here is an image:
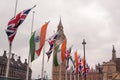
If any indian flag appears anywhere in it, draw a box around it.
[54,39,67,66]
[30,22,49,62]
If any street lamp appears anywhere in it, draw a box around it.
[82,39,86,80]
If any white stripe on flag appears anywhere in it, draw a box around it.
[34,29,40,51]
[57,46,62,65]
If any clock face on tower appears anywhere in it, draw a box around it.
[56,40,62,45]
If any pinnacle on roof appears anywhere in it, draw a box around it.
[112,45,116,53]
[58,17,62,26]
[57,17,63,32]
[112,45,116,61]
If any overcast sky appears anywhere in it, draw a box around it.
[0,0,120,79]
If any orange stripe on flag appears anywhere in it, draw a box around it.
[82,58,85,65]
[75,51,78,67]
[61,39,67,62]
[36,22,49,56]
[74,51,79,74]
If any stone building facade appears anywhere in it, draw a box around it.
[102,45,120,80]
[85,45,120,80]
[84,45,120,80]
[0,51,32,80]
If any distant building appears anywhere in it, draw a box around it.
[102,45,120,80]
[0,51,32,80]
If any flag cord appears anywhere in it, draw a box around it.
[26,11,35,80]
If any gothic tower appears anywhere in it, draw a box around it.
[52,18,66,80]
[112,45,116,61]
[102,45,117,80]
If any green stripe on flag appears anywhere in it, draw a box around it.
[54,45,59,66]
[30,32,35,62]
[70,56,75,68]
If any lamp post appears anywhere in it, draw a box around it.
[82,39,86,80]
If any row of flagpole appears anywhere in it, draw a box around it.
[62,39,87,80]
[5,0,88,80]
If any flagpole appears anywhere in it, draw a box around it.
[26,11,35,80]
[65,69,67,80]
[65,61,67,80]
[78,73,79,80]
[5,0,18,78]
[70,70,71,80]
[82,39,86,80]
[74,72,76,80]
[5,42,12,79]
[41,43,45,80]
[70,66,72,80]
[52,30,55,80]
[41,21,50,80]
[59,65,61,80]
[14,0,18,16]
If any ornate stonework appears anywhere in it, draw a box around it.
[0,51,32,80]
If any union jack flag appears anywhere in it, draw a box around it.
[80,58,89,76]
[5,7,33,43]
[65,46,72,69]
[81,63,89,76]
[78,55,82,72]
[46,32,58,61]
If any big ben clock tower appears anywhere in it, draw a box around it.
[52,18,66,80]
